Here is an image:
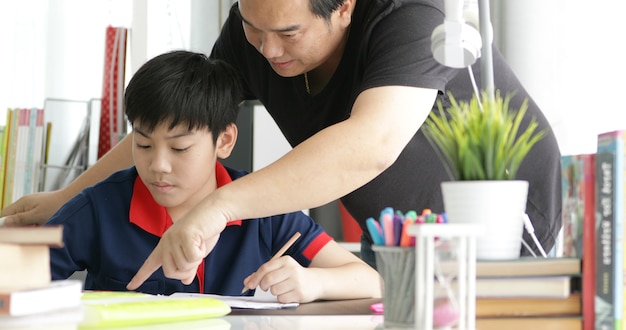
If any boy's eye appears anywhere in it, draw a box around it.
[173,147,189,152]
[136,143,150,149]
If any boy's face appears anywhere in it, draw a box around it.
[131,122,233,220]
[238,0,353,78]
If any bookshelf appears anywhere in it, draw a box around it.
[38,98,100,192]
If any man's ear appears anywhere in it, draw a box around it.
[216,123,238,159]
[336,0,355,28]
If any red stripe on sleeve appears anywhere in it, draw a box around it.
[302,232,333,261]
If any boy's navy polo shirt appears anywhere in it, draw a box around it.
[47,162,331,296]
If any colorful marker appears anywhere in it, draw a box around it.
[366,217,385,245]
[382,212,395,246]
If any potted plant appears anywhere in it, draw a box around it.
[422,90,545,260]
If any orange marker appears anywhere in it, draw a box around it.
[399,216,415,247]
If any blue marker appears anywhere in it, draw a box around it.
[366,217,385,245]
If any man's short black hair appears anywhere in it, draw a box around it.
[310,0,346,20]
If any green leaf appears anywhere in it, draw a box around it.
[423,90,545,181]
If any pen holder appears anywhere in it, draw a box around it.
[373,246,415,328]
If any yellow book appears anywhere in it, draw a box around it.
[0,122,7,207]
[2,109,16,208]
[79,291,231,329]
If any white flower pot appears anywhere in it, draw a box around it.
[441,180,529,260]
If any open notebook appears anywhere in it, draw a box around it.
[172,288,299,310]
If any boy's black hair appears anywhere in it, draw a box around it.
[124,50,243,144]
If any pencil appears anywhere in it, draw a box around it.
[241,231,301,294]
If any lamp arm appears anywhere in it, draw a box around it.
[478,0,495,101]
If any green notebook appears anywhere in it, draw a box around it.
[80,291,231,329]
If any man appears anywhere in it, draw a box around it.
[3,1,561,287]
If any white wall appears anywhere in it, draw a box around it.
[0,2,46,116]
[3,1,624,158]
[0,0,131,122]
[494,0,626,156]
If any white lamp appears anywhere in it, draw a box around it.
[431,0,495,101]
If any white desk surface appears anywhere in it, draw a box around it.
[224,314,383,329]
[220,297,385,329]
[5,296,384,329]
[6,313,384,330]
[60,298,386,330]
[99,315,383,329]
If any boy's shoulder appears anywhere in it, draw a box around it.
[47,168,137,226]
[223,165,248,181]
[87,167,137,194]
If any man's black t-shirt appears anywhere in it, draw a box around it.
[211,0,561,254]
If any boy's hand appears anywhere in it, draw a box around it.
[242,256,320,303]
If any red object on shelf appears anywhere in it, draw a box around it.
[339,201,362,242]
[98,26,128,159]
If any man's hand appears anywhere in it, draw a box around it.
[126,207,225,290]
[1,191,69,226]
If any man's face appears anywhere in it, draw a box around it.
[238,0,349,77]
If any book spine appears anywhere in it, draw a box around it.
[595,131,625,330]
[582,154,596,330]
[12,108,30,202]
[560,154,584,258]
[23,107,37,194]
[0,280,82,316]
[476,317,583,330]
[0,118,7,208]
[596,150,615,330]
[622,132,626,330]
[612,133,625,330]
[32,108,44,193]
[561,154,597,330]
[3,109,18,208]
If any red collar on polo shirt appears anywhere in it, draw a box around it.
[129,161,242,292]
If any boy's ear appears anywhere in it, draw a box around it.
[216,123,238,159]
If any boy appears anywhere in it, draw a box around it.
[46,50,381,303]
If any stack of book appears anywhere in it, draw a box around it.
[0,108,46,209]
[559,129,626,330]
[0,225,83,329]
[468,257,583,330]
[560,152,596,330]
